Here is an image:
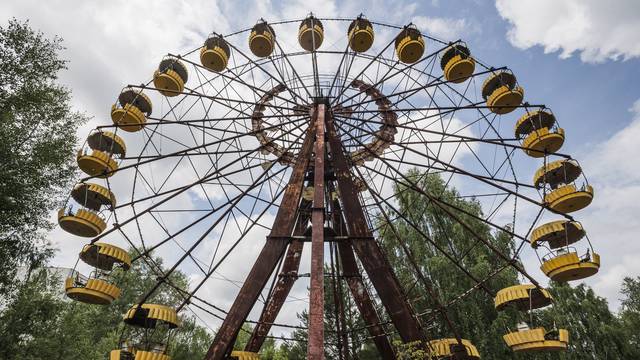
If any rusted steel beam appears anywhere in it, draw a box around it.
[204,113,317,360]
[245,200,311,351]
[325,113,426,345]
[338,242,396,358]
[308,104,326,360]
[331,198,395,359]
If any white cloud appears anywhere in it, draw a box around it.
[577,99,640,309]
[496,0,640,63]
[413,16,472,41]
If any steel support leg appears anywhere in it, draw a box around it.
[308,104,326,359]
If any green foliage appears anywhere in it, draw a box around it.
[534,282,633,359]
[394,340,428,359]
[378,169,519,359]
[620,277,640,357]
[0,253,212,360]
[0,269,67,360]
[0,18,87,293]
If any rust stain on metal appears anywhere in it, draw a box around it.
[245,200,311,351]
[331,196,394,358]
[308,104,326,360]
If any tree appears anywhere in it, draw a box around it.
[0,19,87,294]
[378,169,519,359]
[620,276,640,357]
[0,269,67,360]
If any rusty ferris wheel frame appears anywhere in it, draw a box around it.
[66,15,586,360]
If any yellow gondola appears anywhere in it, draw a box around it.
[515,110,564,157]
[427,338,480,359]
[545,184,594,213]
[153,57,188,97]
[111,88,153,132]
[530,220,585,249]
[395,25,424,64]
[65,274,120,305]
[58,207,106,237]
[64,242,129,305]
[298,15,323,51]
[76,149,118,178]
[230,351,260,360]
[249,20,276,58]
[58,182,114,237]
[112,304,180,360]
[440,44,475,83]
[481,71,524,114]
[532,158,594,213]
[201,35,231,72]
[77,131,125,177]
[495,284,569,352]
[348,16,374,53]
[541,249,600,282]
[110,349,171,360]
[503,327,569,352]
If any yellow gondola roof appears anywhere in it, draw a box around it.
[530,220,585,249]
[481,71,517,100]
[300,15,324,30]
[394,25,422,47]
[533,159,581,189]
[440,44,471,70]
[111,350,170,360]
[252,20,275,35]
[71,182,115,211]
[494,284,552,311]
[427,338,480,359]
[79,242,131,271]
[347,16,372,33]
[158,56,189,83]
[230,351,260,360]
[202,35,232,60]
[515,110,556,138]
[124,303,179,329]
[118,88,153,115]
[87,131,126,157]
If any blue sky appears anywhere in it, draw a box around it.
[3,0,640,334]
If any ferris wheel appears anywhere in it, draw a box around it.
[57,13,600,360]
